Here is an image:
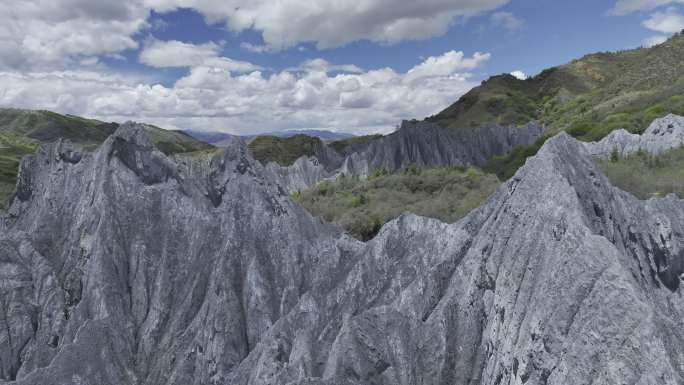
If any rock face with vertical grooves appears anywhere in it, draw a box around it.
[338,120,545,178]
[267,120,545,191]
[1,121,684,385]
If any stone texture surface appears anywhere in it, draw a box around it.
[266,120,545,191]
[263,156,330,193]
[583,114,684,158]
[338,120,545,178]
[1,122,684,385]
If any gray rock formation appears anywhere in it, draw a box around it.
[583,114,684,158]
[1,122,684,385]
[267,120,545,191]
[339,120,545,178]
[263,156,330,193]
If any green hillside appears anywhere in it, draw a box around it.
[429,32,684,141]
[424,32,684,179]
[0,109,213,209]
[248,134,325,166]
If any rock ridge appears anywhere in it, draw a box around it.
[1,121,683,384]
[268,120,545,192]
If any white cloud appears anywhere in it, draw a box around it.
[643,35,669,46]
[298,58,364,74]
[0,51,489,135]
[642,8,684,33]
[139,39,260,72]
[240,42,272,53]
[140,40,218,67]
[404,51,490,83]
[0,0,509,70]
[146,0,509,50]
[0,0,149,70]
[490,12,524,31]
[510,70,527,80]
[610,0,684,15]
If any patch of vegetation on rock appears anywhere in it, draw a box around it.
[597,146,684,199]
[248,134,324,166]
[295,166,500,240]
[329,134,383,156]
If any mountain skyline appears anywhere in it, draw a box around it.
[1,0,683,135]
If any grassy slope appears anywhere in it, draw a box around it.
[296,166,500,240]
[0,108,213,209]
[598,146,684,199]
[328,134,384,155]
[431,33,684,137]
[430,32,684,178]
[248,134,324,166]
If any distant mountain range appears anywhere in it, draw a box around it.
[185,129,355,144]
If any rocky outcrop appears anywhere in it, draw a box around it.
[1,122,684,385]
[267,120,545,191]
[263,156,330,193]
[0,123,360,385]
[339,120,544,178]
[583,114,684,158]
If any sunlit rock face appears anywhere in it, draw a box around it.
[1,122,684,385]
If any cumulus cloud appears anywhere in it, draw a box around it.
[0,0,509,70]
[146,0,509,50]
[0,51,489,135]
[0,0,149,70]
[642,8,684,33]
[490,12,524,31]
[609,0,684,15]
[510,70,527,80]
[404,51,490,83]
[139,39,260,72]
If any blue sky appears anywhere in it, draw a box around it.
[1,0,683,134]
[136,0,660,85]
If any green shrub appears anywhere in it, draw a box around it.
[598,146,684,199]
[349,193,368,207]
[610,147,620,162]
[369,168,389,180]
[296,166,500,240]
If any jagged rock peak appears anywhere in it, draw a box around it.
[2,121,684,385]
[111,121,156,147]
